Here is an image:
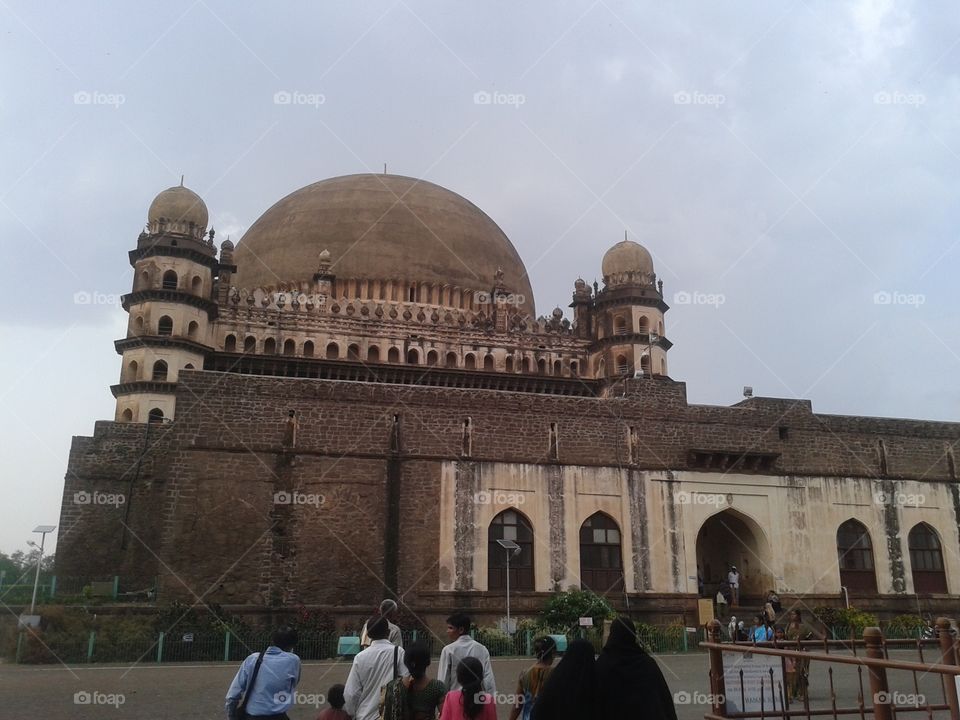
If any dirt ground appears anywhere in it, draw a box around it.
[0,649,952,719]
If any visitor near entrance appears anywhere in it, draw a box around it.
[225,626,301,720]
[360,598,403,647]
[596,617,678,720]
[315,684,349,720]
[344,617,408,720]
[437,657,496,720]
[437,613,496,694]
[508,636,556,720]
[530,639,597,720]
[379,641,446,720]
[727,566,741,605]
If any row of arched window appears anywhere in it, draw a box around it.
[132,315,201,339]
[223,335,582,376]
[487,512,951,594]
[142,269,204,296]
[123,359,194,383]
[613,354,667,376]
[487,510,624,592]
[609,314,663,338]
[120,407,165,423]
[837,519,948,593]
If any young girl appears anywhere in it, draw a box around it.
[439,657,496,720]
[403,642,447,720]
[316,684,349,720]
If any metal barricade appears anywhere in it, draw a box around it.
[702,618,960,720]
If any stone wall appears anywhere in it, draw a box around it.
[56,369,960,626]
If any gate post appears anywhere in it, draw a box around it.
[864,627,892,720]
[707,619,727,717]
[936,618,959,720]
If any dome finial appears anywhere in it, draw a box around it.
[180,174,184,187]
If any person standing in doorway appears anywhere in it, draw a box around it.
[727,566,741,606]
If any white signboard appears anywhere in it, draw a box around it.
[578,617,593,627]
[723,653,785,714]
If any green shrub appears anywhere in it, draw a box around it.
[885,614,927,638]
[539,589,616,632]
[812,606,878,637]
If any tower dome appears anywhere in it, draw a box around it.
[601,239,654,280]
[147,184,208,237]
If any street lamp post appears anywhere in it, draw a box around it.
[496,539,521,634]
[28,525,56,615]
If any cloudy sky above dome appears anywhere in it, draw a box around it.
[2,0,959,552]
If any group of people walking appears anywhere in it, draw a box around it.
[727,603,819,703]
[225,600,678,720]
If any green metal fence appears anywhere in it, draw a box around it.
[12,625,698,664]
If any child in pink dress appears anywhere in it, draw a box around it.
[439,657,496,720]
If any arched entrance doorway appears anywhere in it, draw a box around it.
[696,509,773,604]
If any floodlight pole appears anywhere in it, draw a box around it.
[505,548,511,635]
[29,530,50,615]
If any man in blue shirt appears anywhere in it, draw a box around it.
[225,626,301,720]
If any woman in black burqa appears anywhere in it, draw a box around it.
[529,639,597,720]
[596,617,678,720]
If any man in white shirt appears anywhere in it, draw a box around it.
[727,566,741,606]
[437,612,496,694]
[359,598,403,647]
[344,617,408,720]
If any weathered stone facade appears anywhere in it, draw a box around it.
[59,370,960,627]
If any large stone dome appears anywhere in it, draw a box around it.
[234,174,536,314]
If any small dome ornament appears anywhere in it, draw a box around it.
[147,182,208,239]
[601,237,655,287]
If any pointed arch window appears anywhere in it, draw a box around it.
[488,510,534,590]
[162,270,178,290]
[837,519,877,593]
[580,513,624,593]
[909,523,947,593]
[152,360,168,382]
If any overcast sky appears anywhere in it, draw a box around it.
[2,0,959,554]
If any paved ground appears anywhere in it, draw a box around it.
[0,649,953,719]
